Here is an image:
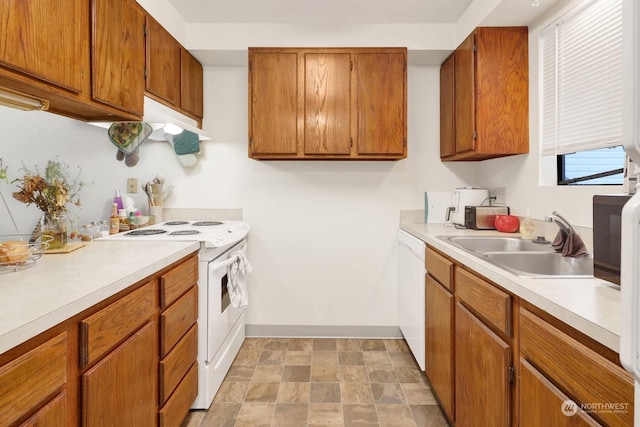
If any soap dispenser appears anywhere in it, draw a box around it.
[519,209,536,240]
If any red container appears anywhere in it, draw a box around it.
[494,215,520,233]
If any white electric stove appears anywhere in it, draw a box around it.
[98,219,251,409]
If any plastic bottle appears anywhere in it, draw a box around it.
[118,209,130,233]
[519,209,536,240]
[109,203,120,235]
[113,190,124,211]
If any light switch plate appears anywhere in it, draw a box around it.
[127,178,138,193]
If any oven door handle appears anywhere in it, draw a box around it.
[208,241,247,272]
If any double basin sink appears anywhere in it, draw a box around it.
[437,236,593,278]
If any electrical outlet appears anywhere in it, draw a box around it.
[127,178,138,194]
[489,187,506,204]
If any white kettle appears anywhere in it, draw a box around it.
[446,187,489,226]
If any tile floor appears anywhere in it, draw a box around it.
[181,338,449,427]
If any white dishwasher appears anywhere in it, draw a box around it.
[397,229,426,370]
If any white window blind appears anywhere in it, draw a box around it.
[540,0,623,156]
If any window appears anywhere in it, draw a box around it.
[539,0,623,185]
[557,146,625,185]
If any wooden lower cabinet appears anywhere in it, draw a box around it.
[0,333,68,426]
[519,307,633,426]
[0,253,199,427]
[82,321,157,427]
[455,302,511,426]
[424,274,454,421]
[423,244,634,427]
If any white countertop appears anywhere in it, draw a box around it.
[401,223,622,352]
[0,240,200,355]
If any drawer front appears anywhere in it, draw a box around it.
[160,324,198,404]
[520,308,634,426]
[160,286,198,357]
[426,246,454,291]
[81,281,156,367]
[159,363,198,427]
[455,267,511,336]
[0,333,67,426]
[160,256,198,309]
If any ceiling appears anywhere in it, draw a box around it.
[167,0,476,24]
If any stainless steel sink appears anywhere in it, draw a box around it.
[443,236,553,253]
[484,252,593,278]
[437,235,593,278]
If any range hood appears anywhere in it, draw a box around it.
[89,96,211,141]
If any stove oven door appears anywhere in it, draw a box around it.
[206,241,247,362]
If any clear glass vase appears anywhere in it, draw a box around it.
[42,213,68,250]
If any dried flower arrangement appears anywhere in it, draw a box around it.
[12,159,86,218]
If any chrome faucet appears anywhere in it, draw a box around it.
[544,211,577,236]
[544,211,587,256]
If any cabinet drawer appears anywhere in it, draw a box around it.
[160,324,198,404]
[81,281,156,367]
[455,267,511,336]
[0,333,67,426]
[426,246,454,291]
[159,363,198,427]
[160,286,198,357]
[160,256,198,309]
[520,308,633,426]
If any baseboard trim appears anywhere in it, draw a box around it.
[245,324,402,339]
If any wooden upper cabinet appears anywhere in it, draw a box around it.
[304,53,351,155]
[146,16,181,107]
[439,54,455,159]
[0,0,188,121]
[249,51,299,156]
[92,0,145,116]
[440,27,529,161]
[0,0,86,94]
[356,52,406,156]
[248,47,407,160]
[181,50,204,118]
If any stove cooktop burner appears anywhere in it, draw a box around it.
[169,230,202,236]
[126,229,167,236]
[192,221,223,226]
[164,221,190,225]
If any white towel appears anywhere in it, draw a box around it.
[227,250,252,308]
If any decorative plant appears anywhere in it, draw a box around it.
[11,159,86,218]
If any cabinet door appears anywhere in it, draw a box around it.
[455,302,510,426]
[249,51,299,156]
[0,0,86,93]
[425,275,454,421]
[519,358,601,427]
[439,54,455,158]
[304,53,351,155]
[181,49,204,118]
[91,0,145,115]
[146,16,181,107]
[356,52,406,156]
[82,321,157,427]
[454,33,476,155]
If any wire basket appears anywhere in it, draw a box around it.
[0,234,53,273]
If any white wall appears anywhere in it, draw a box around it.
[0,65,474,332]
[476,0,626,228]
